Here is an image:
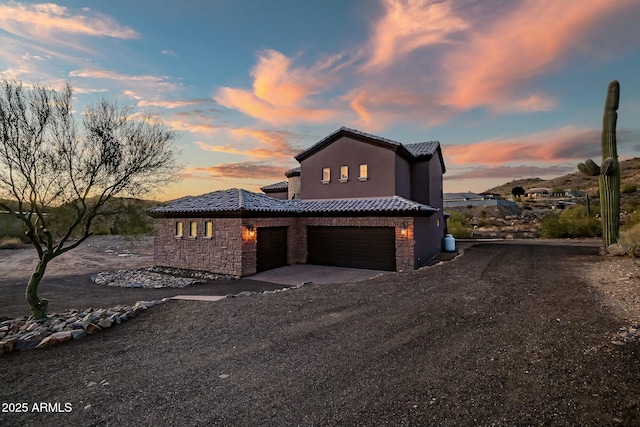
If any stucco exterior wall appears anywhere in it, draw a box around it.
[299,136,397,199]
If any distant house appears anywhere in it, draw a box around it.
[444,192,516,208]
[525,187,550,199]
[149,127,446,276]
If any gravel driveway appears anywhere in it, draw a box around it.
[2,241,640,426]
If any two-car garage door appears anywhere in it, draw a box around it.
[307,226,396,271]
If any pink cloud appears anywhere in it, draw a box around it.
[196,128,299,159]
[343,87,452,131]
[362,0,468,72]
[443,0,637,111]
[214,49,341,125]
[0,2,138,45]
[443,127,602,165]
[189,162,287,180]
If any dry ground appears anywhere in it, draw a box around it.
[1,237,640,426]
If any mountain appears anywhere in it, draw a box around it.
[485,157,640,197]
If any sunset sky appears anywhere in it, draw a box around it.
[1,0,640,200]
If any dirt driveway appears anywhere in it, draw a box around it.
[2,241,640,426]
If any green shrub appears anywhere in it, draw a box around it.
[447,211,472,239]
[541,205,601,238]
[0,213,27,241]
[618,222,640,257]
[622,183,637,194]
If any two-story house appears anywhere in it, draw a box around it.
[149,127,446,277]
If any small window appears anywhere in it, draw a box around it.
[339,165,348,182]
[322,167,331,183]
[205,221,213,238]
[175,221,183,237]
[189,221,198,237]
[359,164,368,181]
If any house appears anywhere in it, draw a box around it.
[149,127,446,277]
[444,192,517,208]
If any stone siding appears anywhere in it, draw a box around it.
[154,217,243,276]
[154,216,425,276]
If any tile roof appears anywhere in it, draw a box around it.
[403,141,440,158]
[285,167,301,177]
[260,181,288,192]
[294,126,444,171]
[149,189,437,217]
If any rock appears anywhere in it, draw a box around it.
[97,318,112,329]
[36,335,59,348]
[71,329,87,340]
[607,243,626,256]
[84,323,102,335]
[15,335,45,351]
[52,331,72,343]
[0,339,16,354]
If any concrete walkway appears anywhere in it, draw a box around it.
[245,264,390,286]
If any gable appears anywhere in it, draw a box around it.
[295,126,445,172]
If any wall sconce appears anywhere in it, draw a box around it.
[400,225,408,237]
[246,226,256,239]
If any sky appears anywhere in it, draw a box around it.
[1,0,640,200]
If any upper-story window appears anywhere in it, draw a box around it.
[322,167,331,183]
[175,221,183,237]
[189,221,198,238]
[359,164,368,181]
[205,221,213,238]
[340,165,348,182]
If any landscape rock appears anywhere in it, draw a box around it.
[0,299,168,356]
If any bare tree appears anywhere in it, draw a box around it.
[0,76,181,318]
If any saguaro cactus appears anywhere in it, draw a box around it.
[578,80,620,250]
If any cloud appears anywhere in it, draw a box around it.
[343,87,452,130]
[195,128,300,159]
[0,2,138,47]
[188,162,288,180]
[442,0,637,111]
[445,164,577,181]
[214,49,341,125]
[362,0,468,71]
[443,127,603,165]
[161,49,177,57]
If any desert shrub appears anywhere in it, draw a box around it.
[622,211,640,230]
[0,237,25,249]
[622,183,637,194]
[447,211,473,238]
[541,205,601,238]
[618,223,640,257]
[0,213,27,241]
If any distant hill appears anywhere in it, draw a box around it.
[486,157,640,197]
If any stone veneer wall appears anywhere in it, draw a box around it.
[154,217,243,276]
[155,216,419,276]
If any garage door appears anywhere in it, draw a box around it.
[307,226,396,271]
[256,227,288,272]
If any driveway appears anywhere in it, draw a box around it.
[3,240,640,426]
[246,264,390,286]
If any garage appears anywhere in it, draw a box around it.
[307,226,396,271]
[256,227,288,272]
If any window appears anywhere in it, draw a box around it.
[205,221,213,238]
[322,167,331,183]
[340,165,348,182]
[189,221,197,237]
[175,221,183,237]
[359,164,368,181]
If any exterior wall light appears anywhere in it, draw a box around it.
[247,226,256,239]
[400,225,408,237]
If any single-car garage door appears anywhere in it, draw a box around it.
[256,227,288,272]
[307,226,396,271]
